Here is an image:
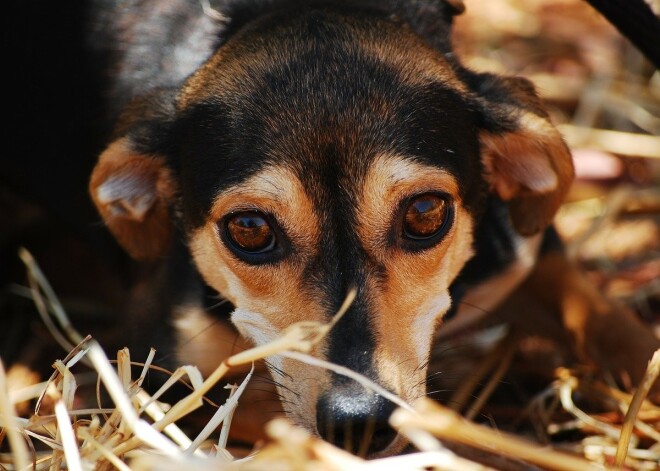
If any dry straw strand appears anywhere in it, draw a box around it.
[0,359,31,470]
[54,401,83,471]
[390,398,606,471]
[615,349,660,467]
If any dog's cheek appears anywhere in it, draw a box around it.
[230,308,286,386]
[371,207,474,399]
[187,223,300,312]
[173,305,254,377]
[188,225,242,305]
[187,220,345,431]
[231,308,331,432]
[187,220,330,335]
[410,292,452,361]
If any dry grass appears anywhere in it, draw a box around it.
[1,249,659,470]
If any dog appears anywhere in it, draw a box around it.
[86,0,660,457]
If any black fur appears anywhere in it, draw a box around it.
[7,0,546,454]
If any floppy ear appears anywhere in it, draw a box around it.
[89,138,177,260]
[89,90,179,260]
[471,74,574,236]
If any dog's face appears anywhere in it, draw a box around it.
[90,7,572,456]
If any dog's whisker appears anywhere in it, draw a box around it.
[422,388,454,398]
[253,378,301,398]
[410,379,427,390]
[263,360,292,380]
[252,398,295,407]
[457,299,493,315]
[430,341,480,356]
[203,296,230,310]
[414,358,430,372]
[425,370,446,382]
[243,386,282,395]
[394,356,417,368]
[251,372,281,381]
[249,399,289,408]
[254,174,285,193]
[278,400,298,407]
[409,377,426,390]
[249,375,286,388]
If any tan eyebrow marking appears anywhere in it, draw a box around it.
[358,153,461,259]
[207,165,321,250]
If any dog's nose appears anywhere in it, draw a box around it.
[316,388,397,455]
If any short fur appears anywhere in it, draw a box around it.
[87,0,659,457]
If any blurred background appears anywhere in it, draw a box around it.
[454,0,659,333]
[429,1,660,465]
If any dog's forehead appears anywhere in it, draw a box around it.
[179,8,466,106]
[175,8,483,227]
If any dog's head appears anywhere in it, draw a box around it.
[90,1,572,456]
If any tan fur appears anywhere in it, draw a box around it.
[186,155,477,428]
[187,165,331,430]
[357,154,474,399]
[517,251,660,398]
[89,138,177,260]
[480,112,574,236]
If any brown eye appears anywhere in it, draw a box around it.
[225,212,276,253]
[403,194,451,241]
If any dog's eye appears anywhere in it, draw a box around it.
[402,194,452,242]
[225,212,276,253]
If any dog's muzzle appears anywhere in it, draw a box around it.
[316,381,397,455]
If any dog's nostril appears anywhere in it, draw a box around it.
[316,391,397,455]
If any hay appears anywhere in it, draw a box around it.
[1,249,658,470]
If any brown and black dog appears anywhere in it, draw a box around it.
[84,0,659,457]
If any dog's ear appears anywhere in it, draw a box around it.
[469,73,574,236]
[89,91,178,261]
